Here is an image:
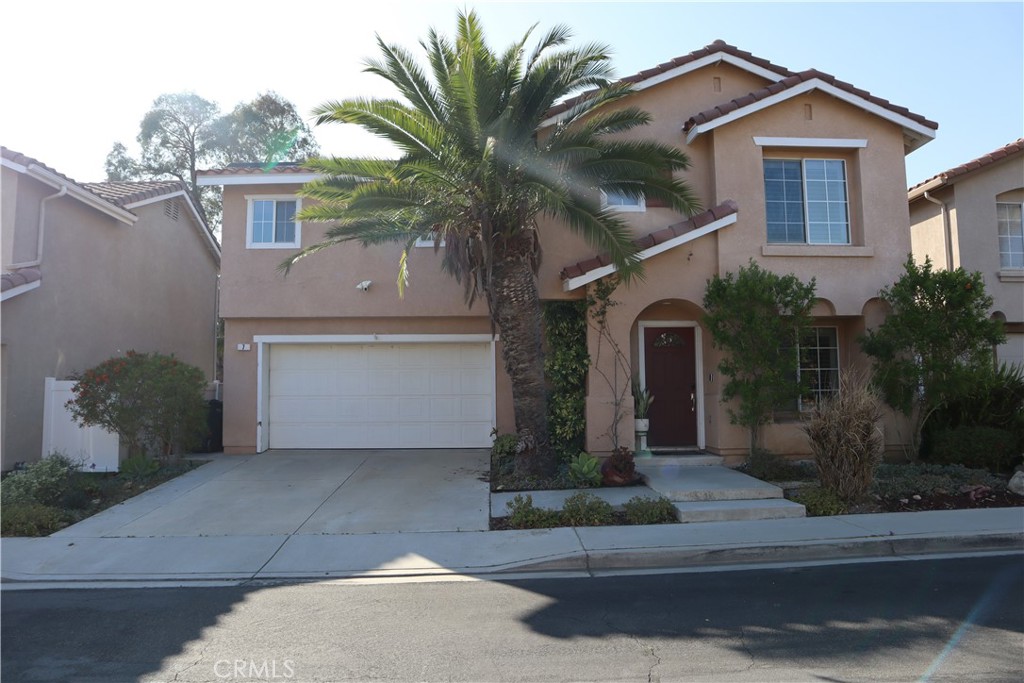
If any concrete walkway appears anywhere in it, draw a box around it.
[1,452,1021,587]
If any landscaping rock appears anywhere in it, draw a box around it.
[1008,471,1024,497]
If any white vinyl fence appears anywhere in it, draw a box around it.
[42,378,119,472]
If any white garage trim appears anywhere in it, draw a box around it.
[254,334,498,452]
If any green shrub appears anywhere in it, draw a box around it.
[872,463,1003,499]
[67,351,208,460]
[119,455,161,483]
[568,452,602,488]
[923,363,1024,459]
[802,372,884,502]
[623,496,677,525]
[561,492,613,526]
[491,434,519,477]
[791,486,847,516]
[505,494,561,529]
[0,453,81,506]
[602,446,636,484]
[745,448,811,482]
[930,425,1020,473]
[543,301,589,464]
[1,502,67,536]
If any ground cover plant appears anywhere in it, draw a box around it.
[493,492,677,529]
[1,453,201,537]
[781,461,1022,516]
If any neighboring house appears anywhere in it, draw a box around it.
[199,40,936,459]
[908,139,1024,367]
[1,147,221,471]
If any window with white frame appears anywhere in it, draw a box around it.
[247,197,300,248]
[798,327,840,411]
[997,202,1024,268]
[414,231,445,248]
[764,159,850,244]
[601,189,645,212]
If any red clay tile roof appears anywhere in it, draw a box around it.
[560,201,739,280]
[2,146,118,207]
[683,69,939,133]
[1,267,41,293]
[908,138,1024,197]
[83,181,187,207]
[544,40,794,120]
[197,162,311,176]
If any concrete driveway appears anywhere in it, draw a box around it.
[52,450,490,538]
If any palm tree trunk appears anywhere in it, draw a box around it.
[489,252,555,478]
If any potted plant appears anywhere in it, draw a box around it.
[601,446,638,486]
[632,379,654,433]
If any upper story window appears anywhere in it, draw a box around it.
[764,159,849,245]
[997,202,1023,268]
[601,189,645,212]
[246,196,300,249]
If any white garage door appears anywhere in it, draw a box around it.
[268,343,494,449]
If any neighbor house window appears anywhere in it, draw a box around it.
[798,327,840,411]
[764,159,849,245]
[997,202,1024,268]
[247,197,300,249]
[601,189,645,212]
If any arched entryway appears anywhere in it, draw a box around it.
[633,300,706,450]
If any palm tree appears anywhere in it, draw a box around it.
[282,10,699,477]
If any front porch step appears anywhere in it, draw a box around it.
[638,465,784,502]
[673,498,806,523]
[635,454,724,467]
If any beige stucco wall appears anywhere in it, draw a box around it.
[216,61,920,458]
[1,174,219,469]
[909,152,1024,367]
[909,190,953,270]
[220,184,491,319]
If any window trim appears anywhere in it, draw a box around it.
[763,157,851,246]
[600,189,646,213]
[245,195,301,249]
[996,201,1024,270]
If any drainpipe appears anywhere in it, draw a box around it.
[6,185,67,269]
[922,191,953,269]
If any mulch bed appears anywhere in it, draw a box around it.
[877,488,1024,513]
[491,510,663,531]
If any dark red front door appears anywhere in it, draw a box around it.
[643,327,698,447]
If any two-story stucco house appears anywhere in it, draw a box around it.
[909,139,1024,367]
[199,40,936,459]
[1,147,221,470]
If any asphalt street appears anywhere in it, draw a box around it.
[2,554,1021,682]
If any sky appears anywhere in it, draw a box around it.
[1,1,1021,188]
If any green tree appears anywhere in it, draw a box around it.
[66,351,208,461]
[281,11,699,476]
[105,92,318,230]
[209,92,319,165]
[860,256,1005,456]
[703,260,817,454]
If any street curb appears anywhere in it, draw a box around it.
[4,532,1019,588]
[508,531,1024,573]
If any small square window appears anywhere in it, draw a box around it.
[247,197,301,249]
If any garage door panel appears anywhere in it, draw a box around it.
[268,342,494,449]
[460,368,490,393]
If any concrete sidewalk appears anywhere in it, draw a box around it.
[3,507,1021,587]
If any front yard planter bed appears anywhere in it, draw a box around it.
[1,458,207,537]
